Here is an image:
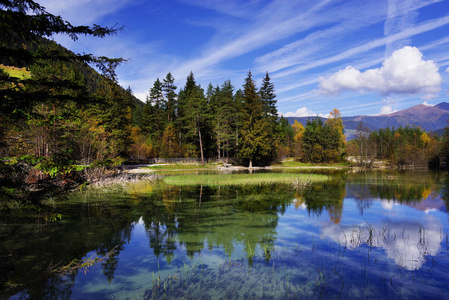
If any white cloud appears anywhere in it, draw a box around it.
[446,66,449,74]
[319,46,442,96]
[284,107,316,117]
[318,112,331,118]
[379,105,395,115]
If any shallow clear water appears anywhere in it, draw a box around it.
[2,170,449,299]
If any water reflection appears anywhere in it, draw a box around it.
[137,184,292,261]
[0,195,137,299]
[2,170,449,299]
[321,215,443,270]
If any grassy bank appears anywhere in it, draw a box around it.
[273,159,352,168]
[146,164,217,170]
[163,173,327,186]
[0,64,31,79]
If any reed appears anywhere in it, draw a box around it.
[164,173,327,186]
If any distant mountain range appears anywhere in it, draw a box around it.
[287,102,449,139]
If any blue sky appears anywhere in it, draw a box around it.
[40,0,449,117]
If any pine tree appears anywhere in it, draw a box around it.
[219,80,236,161]
[162,73,177,124]
[259,72,277,118]
[178,72,209,163]
[148,78,166,151]
[0,0,125,206]
[239,71,276,167]
[1,0,123,118]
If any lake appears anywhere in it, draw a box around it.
[2,170,449,299]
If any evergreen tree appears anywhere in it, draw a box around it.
[162,72,177,124]
[219,80,236,161]
[208,80,237,161]
[0,0,125,207]
[239,71,276,167]
[178,72,209,162]
[148,78,165,151]
[302,118,326,163]
[233,89,244,159]
[276,116,295,159]
[259,72,277,118]
[301,109,346,163]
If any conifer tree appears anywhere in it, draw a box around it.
[162,73,177,124]
[148,78,165,150]
[239,71,276,167]
[259,72,278,119]
[178,72,208,162]
[0,0,126,206]
[219,80,236,161]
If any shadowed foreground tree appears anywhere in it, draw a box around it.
[0,0,126,208]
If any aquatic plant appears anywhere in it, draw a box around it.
[163,173,327,186]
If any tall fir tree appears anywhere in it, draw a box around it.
[148,78,165,152]
[218,80,236,161]
[259,72,277,119]
[162,72,177,124]
[178,72,209,162]
[239,71,276,167]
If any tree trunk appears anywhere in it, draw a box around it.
[217,130,220,160]
[198,124,204,164]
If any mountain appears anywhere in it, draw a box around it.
[287,102,449,139]
[435,102,449,111]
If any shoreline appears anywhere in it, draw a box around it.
[123,164,349,173]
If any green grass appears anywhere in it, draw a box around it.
[147,164,217,170]
[0,64,31,79]
[273,159,352,168]
[163,173,327,186]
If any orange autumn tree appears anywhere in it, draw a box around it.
[292,119,305,158]
[161,123,181,158]
[324,108,346,162]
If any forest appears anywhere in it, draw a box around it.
[346,122,445,169]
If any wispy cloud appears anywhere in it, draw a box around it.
[170,0,341,81]
[384,0,418,56]
[37,0,449,114]
[256,2,388,74]
[176,0,263,19]
[272,14,449,79]
[384,0,443,55]
[39,0,134,24]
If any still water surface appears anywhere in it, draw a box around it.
[2,170,449,299]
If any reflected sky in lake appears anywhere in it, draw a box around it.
[3,170,449,299]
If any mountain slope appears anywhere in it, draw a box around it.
[287,102,449,138]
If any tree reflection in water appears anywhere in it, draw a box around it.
[2,170,449,299]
